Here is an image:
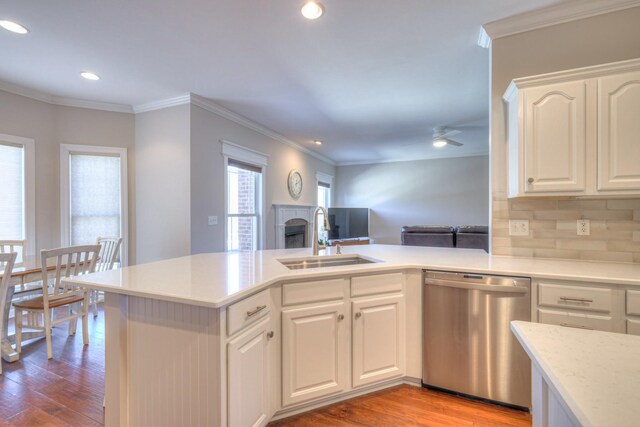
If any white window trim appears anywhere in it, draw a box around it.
[316,171,334,207]
[221,139,268,251]
[0,133,35,256]
[59,144,129,266]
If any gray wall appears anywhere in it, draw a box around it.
[335,156,489,244]
[135,104,191,264]
[0,90,136,260]
[490,6,640,262]
[190,104,337,253]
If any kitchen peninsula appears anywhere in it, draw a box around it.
[65,245,640,427]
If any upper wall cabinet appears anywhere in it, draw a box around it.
[504,59,640,198]
[598,71,640,191]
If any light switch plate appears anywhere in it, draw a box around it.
[208,215,218,226]
[577,219,590,235]
[509,220,529,236]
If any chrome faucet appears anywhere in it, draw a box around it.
[312,206,331,256]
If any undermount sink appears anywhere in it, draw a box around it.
[278,255,378,270]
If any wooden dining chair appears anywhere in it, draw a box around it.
[91,236,123,317]
[0,252,17,375]
[13,245,100,360]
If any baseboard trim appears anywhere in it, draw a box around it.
[271,377,421,421]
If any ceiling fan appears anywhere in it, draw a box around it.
[432,127,463,148]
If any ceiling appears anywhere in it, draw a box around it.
[0,0,567,164]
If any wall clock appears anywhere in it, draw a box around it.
[288,169,303,200]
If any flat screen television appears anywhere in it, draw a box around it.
[327,208,369,240]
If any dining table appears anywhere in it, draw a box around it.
[0,255,58,362]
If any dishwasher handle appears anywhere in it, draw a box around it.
[426,278,529,294]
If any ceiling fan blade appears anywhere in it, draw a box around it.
[446,138,464,147]
[440,129,461,138]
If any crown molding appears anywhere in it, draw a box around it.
[0,80,133,113]
[190,93,337,166]
[336,151,489,167]
[132,94,191,113]
[478,0,640,47]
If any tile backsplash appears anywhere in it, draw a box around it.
[492,198,640,263]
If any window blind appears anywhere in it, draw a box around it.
[0,143,24,240]
[69,154,121,245]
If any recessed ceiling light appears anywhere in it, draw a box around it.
[433,139,447,148]
[0,20,29,34]
[301,1,324,20]
[314,140,323,145]
[80,71,100,81]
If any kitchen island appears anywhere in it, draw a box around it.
[511,321,640,427]
[65,245,640,427]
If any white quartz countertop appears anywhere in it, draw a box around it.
[64,244,640,308]
[511,321,640,427]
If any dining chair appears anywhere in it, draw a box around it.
[91,236,123,317]
[0,240,25,263]
[13,245,100,360]
[0,252,17,375]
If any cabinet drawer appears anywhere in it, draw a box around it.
[538,308,614,332]
[626,290,640,316]
[227,289,271,336]
[351,272,403,297]
[282,278,347,306]
[627,319,640,336]
[538,282,612,313]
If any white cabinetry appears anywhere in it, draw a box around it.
[522,81,587,194]
[352,294,405,387]
[228,317,272,427]
[534,279,625,333]
[281,301,347,406]
[504,58,640,197]
[597,71,640,191]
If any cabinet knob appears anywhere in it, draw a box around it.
[527,177,534,184]
[355,312,362,319]
[267,331,274,339]
[337,314,344,321]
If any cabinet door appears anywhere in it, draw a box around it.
[523,81,587,194]
[228,317,271,427]
[282,302,347,406]
[352,294,405,388]
[597,71,640,191]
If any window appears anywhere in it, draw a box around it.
[0,134,35,259]
[60,145,128,265]
[316,172,333,238]
[222,141,268,252]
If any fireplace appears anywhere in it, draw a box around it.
[274,205,315,249]
[284,219,308,249]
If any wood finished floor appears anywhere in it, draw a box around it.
[0,307,105,426]
[0,305,531,427]
[269,385,532,427]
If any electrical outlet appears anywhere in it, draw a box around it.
[577,219,590,235]
[208,215,218,226]
[509,220,529,236]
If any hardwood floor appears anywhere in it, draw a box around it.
[0,307,105,426]
[1,306,531,427]
[269,385,532,427]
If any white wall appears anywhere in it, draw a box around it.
[135,104,191,263]
[190,104,337,253]
[0,90,136,259]
[335,156,489,244]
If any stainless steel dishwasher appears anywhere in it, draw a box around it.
[422,270,531,409]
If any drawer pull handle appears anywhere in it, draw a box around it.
[355,312,362,319]
[267,331,274,339]
[246,305,267,318]
[560,323,593,330]
[337,314,344,321]
[559,297,593,304]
